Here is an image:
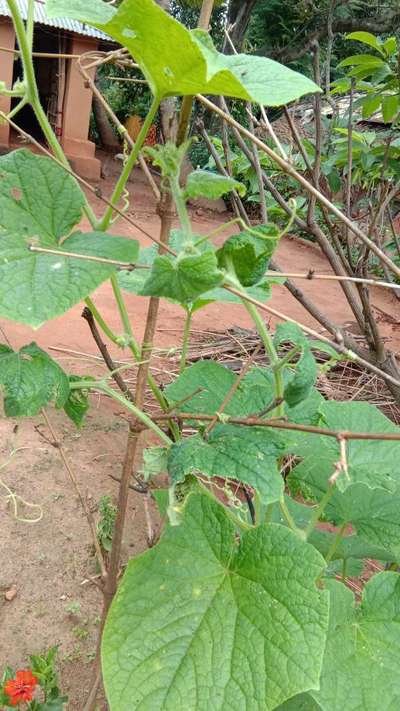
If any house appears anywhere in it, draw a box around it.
[0,0,112,179]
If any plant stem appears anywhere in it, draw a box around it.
[180,309,193,373]
[6,0,98,228]
[325,522,347,566]
[109,275,172,413]
[242,299,285,417]
[304,485,336,539]
[70,381,172,446]
[99,96,161,231]
[85,297,120,345]
[279,496,301,534]
[273,345,302,372]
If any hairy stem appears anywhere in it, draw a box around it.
[304,485,336,539]
[180,309,193,373]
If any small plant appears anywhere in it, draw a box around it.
[0,648,67,709]
[96,495,117,554]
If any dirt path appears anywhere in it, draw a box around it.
[0,169,399,708]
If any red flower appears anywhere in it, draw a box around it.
[4,670,38,706]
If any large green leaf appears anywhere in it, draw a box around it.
[0,150,139,327]
[0,230,139,327]
[288,401,400,493]
[102,493,329,710]
[46,0,320,105]
[168,424,286,504]
[139,251,224,304]
[164,360,277,418]
[312,575,400,710]
[0,343,69,417]
[0,149,84,242]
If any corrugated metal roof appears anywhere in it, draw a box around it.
[0,0,112,41]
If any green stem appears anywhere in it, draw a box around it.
[7,0,98,228]
[279,496,301,535]
[325,522,347,566]
[100,96,161,231]
[26,0,34,52]
[109,275,171,413]
[304,485,336,539]
[70,381,172,446]
[242,299,285,417]
[180,309,193,373]
[6,97,28,121]
[197,479,253,531]
[274,345,302,372]
[172,179,193,241]
[85,296,120,345]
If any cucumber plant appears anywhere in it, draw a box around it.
[1,1,400,709]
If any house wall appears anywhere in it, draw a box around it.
[0,21,101,180]
[0,20,16,148]
[61,35,101,180]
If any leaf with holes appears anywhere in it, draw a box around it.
[102,493,329,711]
[312,575,400,710]
[0,150,139,327]
[46,0,320,105]
[0,343,69,417]
[168,424,286,504]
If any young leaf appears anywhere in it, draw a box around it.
[346,31,385,55]
[312,575,400,710]
[0,151,139,327]
[0,343,69,417]
[338,54,385,68]
[184,170,246,200]
[284,348,317,408]
[46,0,320,105]
[102,493,329,710]
[64,376,94,427]
[168,424,286,504]
[139,250,224,304]
[218,225,280,287]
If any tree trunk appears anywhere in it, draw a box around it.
[224,0,258,53]
[92,94,120,152]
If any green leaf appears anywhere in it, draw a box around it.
[46,0,320,105]
[382,94,398,122]
[339,54,385,68]
[0,149,84,242]
[218,225,280,287]
[102,493,329,710]
[168,424,286,504]
[274,323,317,407]
[185,170,246,200]
[346,31,385,55]
[118,245,157,296]
[64,376,93,427]
[288,401,400,493]
[277,694,321,710]
[324,483,400,561]
[139,250,224,303]
[0,343,69,417]
[164,361,276,418]
[361,93,382,118]
[326,167,341,193]
[0,151,139,327]
[383,37,398,57]
[284,348,317,408]
[312,575,400,710]
[140,447,168,481]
